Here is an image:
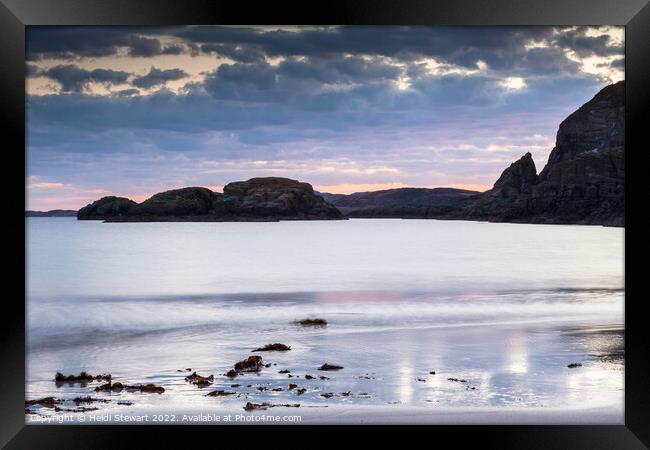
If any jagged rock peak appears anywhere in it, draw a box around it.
[490,152,538,198]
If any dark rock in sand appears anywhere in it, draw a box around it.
[305,375,315,380]
[320,393,334,398]
[185,371,214,387]
[138,383,165,393]
[447,378,467,383]
[288,384,298,390]
[244,402,270,411]
[429,371,436,375]
[295,388,306,395]
[55,371,112,383]
[252,343,291,352]
[94,381,125,392]
[117,401,133,406]
[278,369,291,374]
[207,390,236,397]
[55,406,99,413]
[417,378,426,382]
[73,396,110,404]
[77,196,137,220]
[234,355,264,372]
[226,369,238,378]
[25,397,60,406]
[319,376,330,380]
[294,318,328,326]
[568,363,583,368]
[318,364,344,371]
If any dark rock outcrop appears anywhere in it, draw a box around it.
[81,177,343,222]
[462,153,539,221]
[127,187,215,217]
[77,196,137,220]
[216,177,342,220]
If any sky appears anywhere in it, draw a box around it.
[25,26,624,211]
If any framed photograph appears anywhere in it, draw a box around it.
[2,0,649,447]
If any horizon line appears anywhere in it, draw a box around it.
[26,181,492,212]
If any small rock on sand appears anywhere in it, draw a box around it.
[252,343,291,352]
[25,397,60,406]
[207,390,236,397]
[184,372,214,387]
[138,384,165,394]
[568,363,583,368]
[447,378,467,383]
[234,356,264,372]
[318,364,343,371]
[294,318,328,326]
[244,402,270,411]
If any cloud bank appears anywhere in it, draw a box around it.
[26,26,624,210]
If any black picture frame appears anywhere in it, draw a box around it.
[2,0,648,447]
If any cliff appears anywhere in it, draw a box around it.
[462,80,624,226]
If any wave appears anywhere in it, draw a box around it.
[27,288,623,350]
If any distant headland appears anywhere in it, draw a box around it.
[28,81,624,227]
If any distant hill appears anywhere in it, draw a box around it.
[26,209,77,217]
[317,187,481,218]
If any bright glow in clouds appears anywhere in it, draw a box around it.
[500,77,527,90]
[25,26,624,210]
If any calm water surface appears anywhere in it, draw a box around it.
[25,218,624,422]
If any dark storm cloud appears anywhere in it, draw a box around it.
[552,27,623,57]
[174,26,555,70]
[610,58,625,69]
[26,26,180,60]
[25,26,624,210]
[28,26,618,67]
[40,64,130,92]
[200,43,268,63]
[132,67,189,89]
[128,35,163,57]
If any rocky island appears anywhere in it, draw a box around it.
[78,177,344,222]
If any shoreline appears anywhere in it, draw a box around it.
[27,404,624,425]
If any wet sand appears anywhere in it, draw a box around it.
[26,319,624,424]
